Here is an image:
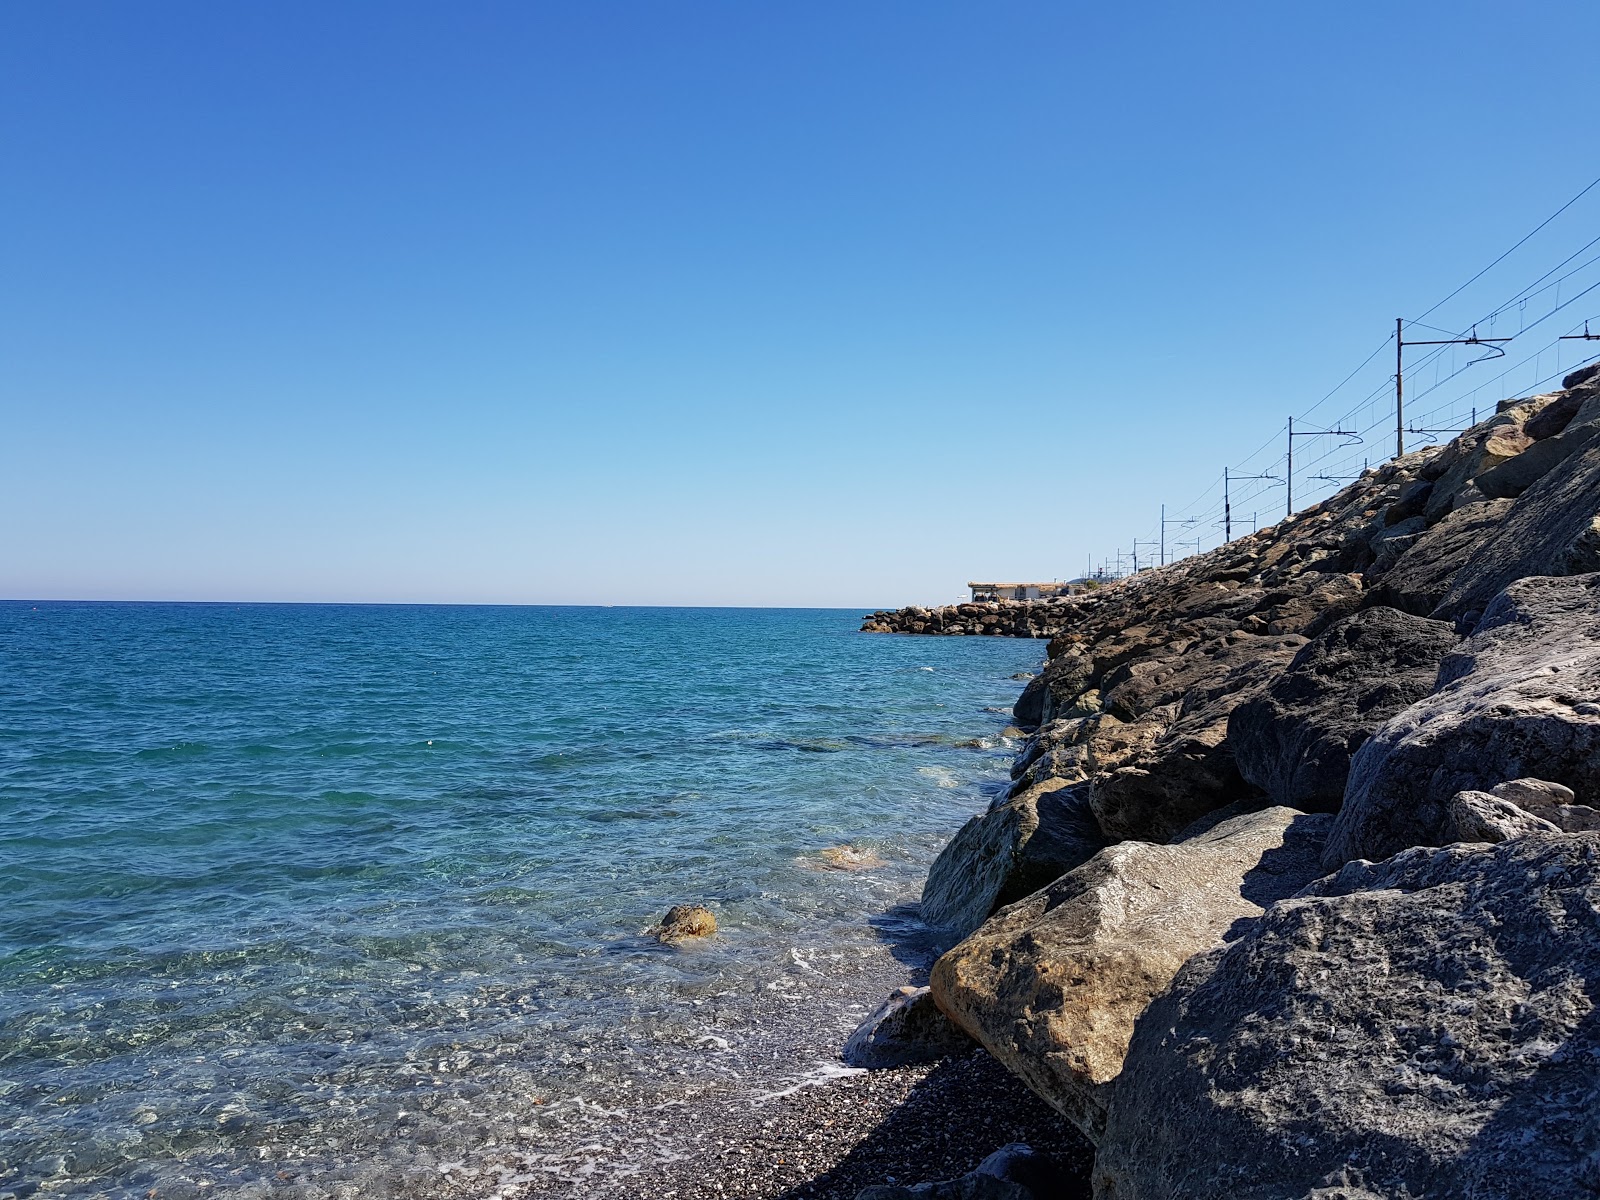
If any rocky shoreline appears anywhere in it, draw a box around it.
[829,362,1600,1197]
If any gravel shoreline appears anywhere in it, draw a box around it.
[610,1047,1093,1199]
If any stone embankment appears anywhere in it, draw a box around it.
[845,360,1600,1199]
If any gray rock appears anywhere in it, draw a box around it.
[920,780,1107,937]
[931,806,1331,1142]
[1324,572,1600,869]
[1228,607,1458,813]
[1097,835,1600,1200]
[843,986,974,1069]
[1487,776,1600,831]
[1361,498,1513,616]
[1439,789,1561,843]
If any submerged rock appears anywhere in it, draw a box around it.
[930,805,1330,1142]
[1325,572,1600,868]
[1098,835,1600,1200]
[650,904,717,943]
[842,986,973,1069]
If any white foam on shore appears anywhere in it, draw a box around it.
[752,1060,867,1102]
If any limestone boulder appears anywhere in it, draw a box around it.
[1098,835,1600,1200]
[921,780,1107,938]
[1324,572,1600,869]
[930,805,1331,1142]
[1228,607,1458,813]
[842,986,974,1069]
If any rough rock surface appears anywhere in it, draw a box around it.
[844,986,975,1070]
[1439,789,1561,843]
[930,806,1330,1142]
[1438,382,1600,622]
[651,903,717,943]
[1098,835,1600,1200]
[1360,498,1513,616]
[1325,572,1600,868]
[920,780,1107,937]
[1228,606,1459,812]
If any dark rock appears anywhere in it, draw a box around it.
[1361,498,1512,616]
[1325,573,1600,868]
[920,780,1107,937]
[1523,386,1587,439]
[1228,607,1458,813]
[1563,360,1600,389]
[1089,638,1304,842]
[843,986,974,1069]
[1383,478,1432,524]
[856,1142,1078,1199]
[1098,835,1600,1200]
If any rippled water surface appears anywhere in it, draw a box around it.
[0,603,1038,1197]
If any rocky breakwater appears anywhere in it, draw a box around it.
[861,598,1089,638]
[860,363,1600,1197]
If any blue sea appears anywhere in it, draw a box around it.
[0,603,1038,1198]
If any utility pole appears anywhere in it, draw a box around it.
[1132,537,1158,574]
[1287,416,1358,515]
[1223,466,1281,542]
[1161,505,1199,566]
[1395,319,1511,458]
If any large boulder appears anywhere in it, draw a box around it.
[1360,498,1513,616]
[1097,835,1600,1200]
[1088,640,1304,842]
[921,780,1107,938]
[1437,386,1600,622]
[1325,572,1600,869]
[1228,607,1458,812]
[930,805,1330,1142]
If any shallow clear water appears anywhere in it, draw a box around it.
[0,603,1038,1198]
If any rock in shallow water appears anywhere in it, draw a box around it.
[931,804,1330,1142]
[843,986,974,1070]
[650,904,717,943]
[1098,834,1600,1200]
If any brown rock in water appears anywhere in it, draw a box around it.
[651,904,717,943]
[930,805,1330,1143]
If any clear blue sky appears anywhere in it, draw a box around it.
[5,2,1599,606]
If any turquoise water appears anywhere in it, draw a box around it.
[0,603,1037,1198]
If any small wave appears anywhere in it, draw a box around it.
[917,765,962,789]
[754,1061,867,1101]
